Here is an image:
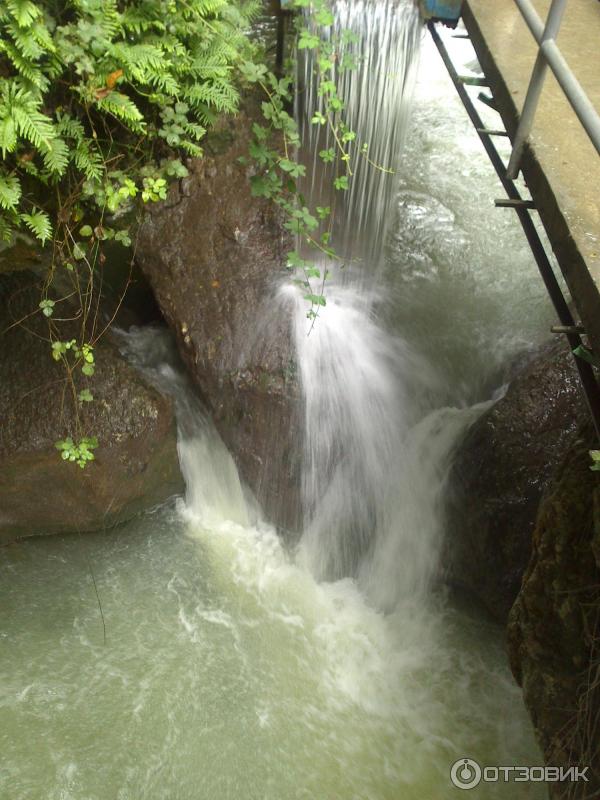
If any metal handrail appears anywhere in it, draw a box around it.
[507,0,600,178]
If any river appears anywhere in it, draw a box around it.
[0,6,556,799]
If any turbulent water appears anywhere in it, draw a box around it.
[0,11,558,800]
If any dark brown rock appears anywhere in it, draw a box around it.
[507,426,600,797]
[444,340,587,622]
[0,271,183,544]
[136,106,301,533]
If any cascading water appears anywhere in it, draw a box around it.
[0,10,557,800]
[297,0,421,266]
[292,0,475,604]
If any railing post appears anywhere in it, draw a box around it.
[506,0,568,179]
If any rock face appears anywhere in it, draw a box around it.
[136,107,302,533]
[0,271,183,544]
[444,340,587,621]
[507,426,600,797]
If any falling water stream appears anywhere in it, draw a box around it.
[0,6,558,799]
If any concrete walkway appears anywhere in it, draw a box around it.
[462,0,600,355]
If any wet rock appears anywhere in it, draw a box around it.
[0,271,183,544]
[507,426,600,797]
[444,340,587,622]
[136,104,302,532]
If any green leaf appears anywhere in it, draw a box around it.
[304,293,327,306]
[78,389,93,403]
[7,0,41,27]
[279,159,306,178]
[38,298,55,317]
[79,225,93,237]
[0,175,21,211]
[240,61,268,84]
[315,9,334,25]
[20,211,51,243]
[319,148,335,164]
[298,30,320,50]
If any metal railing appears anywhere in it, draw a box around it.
[507,0,600,178]
[427,18,600,439]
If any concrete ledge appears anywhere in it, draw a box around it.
[462,0,600,356]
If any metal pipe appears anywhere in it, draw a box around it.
[513,0,544,40]
[507,0,600,177]
[541,39,600,156]
[506,0,567,178]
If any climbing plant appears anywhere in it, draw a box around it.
[241,0,381,321]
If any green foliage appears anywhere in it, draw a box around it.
[241,0,378,320]
[0,0,260,244]
[1,0,377,464]
[55,436,98,468]
[590,451,600,472]
[0,0,259,467]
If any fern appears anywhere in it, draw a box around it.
[0,214,15,242]
[41,136,69,176]
[6,0,41,27]
[20,210,52,243]
[0,40,49,90]
[5,84,55,150]
[0,116,17,156]
[96,93,145,133]
[74,140,104,182]
[0,0,259,250]
[0,174,22,211]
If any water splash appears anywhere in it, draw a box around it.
[292,0,462,605]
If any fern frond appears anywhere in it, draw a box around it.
[6,0,40,28]
[121,7,165,35]
[183,121,206,141]
[6,85,55,150]
[74,140,104,182]
[96,92,145,133]
[41,136,69,175]
[0,116,17,156]
[0,213,15,242]
[179,139,203,157]
[0,174,22,211]
[55,113,85,141]
[0,40,49,90]
[20,210,51,243]
[4,20,43,58]
[183,80,239,113]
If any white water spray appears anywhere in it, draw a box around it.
[292,0,475,606]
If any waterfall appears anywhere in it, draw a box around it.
[296,0,421,268]
[291,0,475,605]
[0,9,551,796]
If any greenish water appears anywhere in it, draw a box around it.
[1,505,543,800]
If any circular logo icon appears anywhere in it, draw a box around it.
[450,758,482,790]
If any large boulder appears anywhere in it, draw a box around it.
[136,106,302,532]
[507,426,600,797]
[0,271,183,544]
[444,340,587,621]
